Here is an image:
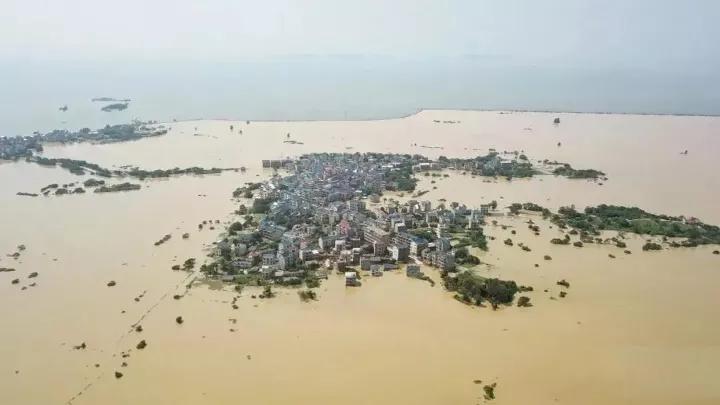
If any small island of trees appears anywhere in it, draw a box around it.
[552,164,606,179]
[101,103,129,112]
[443,271,520,310]
[95,183,142,193]
[549,204,720,247]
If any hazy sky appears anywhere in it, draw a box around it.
[2,0,719,71]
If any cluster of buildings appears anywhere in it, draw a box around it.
[212,153,494,286]
[413,151,532,178]
[1,123,167,160]
[261,159,293,169]
[0,136,42,160]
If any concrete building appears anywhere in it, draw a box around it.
[372,241,387,256]
[234,243,248,256]
[259,220,286,241]
[360,256,382,271]
[389,244,410,261]
[299,249,317,262]
[232,259,254,270]
[262,253,278,266]
[345,271,358,286]
[435,251,455,270]
[409,237,428,256]
[437,237,452,252]
[364,225,391,246]
[421,249,456,271]
[406,264,422,277]
[334,239,347,251]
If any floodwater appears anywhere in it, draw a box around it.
[0,110,718,404]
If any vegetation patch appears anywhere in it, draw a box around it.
[95,182,142,193]
[551,204,720,246]
[443,271,519,309]
[298,289,317,301]
[552,164,605,179]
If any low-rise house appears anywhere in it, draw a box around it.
[259,220,286,241]
[409,237,428,256]
[372,241,387,256]
[393,222,407,233]
[406,264,423,277]
[383,263,399,270]
[262,159,293,169]
[338,250,354,265]
[389,244,410,262]
[235,232,257,244]
[234,243,248,256]
[345,271,358,286]
[500,160,515,171]
[262,253,278,266]
[360,256,382,271]
[282,276,302,285]
[260,265,277,278]
[421,249,456,271]
[437,237,452,252]
[299,249,321,262]
[435,251,455,270]
[232,259,254,269]
[334,239,346,251]
[364,225,391,246]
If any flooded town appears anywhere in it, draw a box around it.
[3,109,718,404]
[4,2,720,403]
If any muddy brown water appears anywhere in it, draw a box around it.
[0,110,718,404]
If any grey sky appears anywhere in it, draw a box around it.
[2,0,718,71]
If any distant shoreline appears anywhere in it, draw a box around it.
[419,107,720,118]
[160,107,720,126]
[4,107,719,139]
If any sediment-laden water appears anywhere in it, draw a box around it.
[1,110,718,404]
